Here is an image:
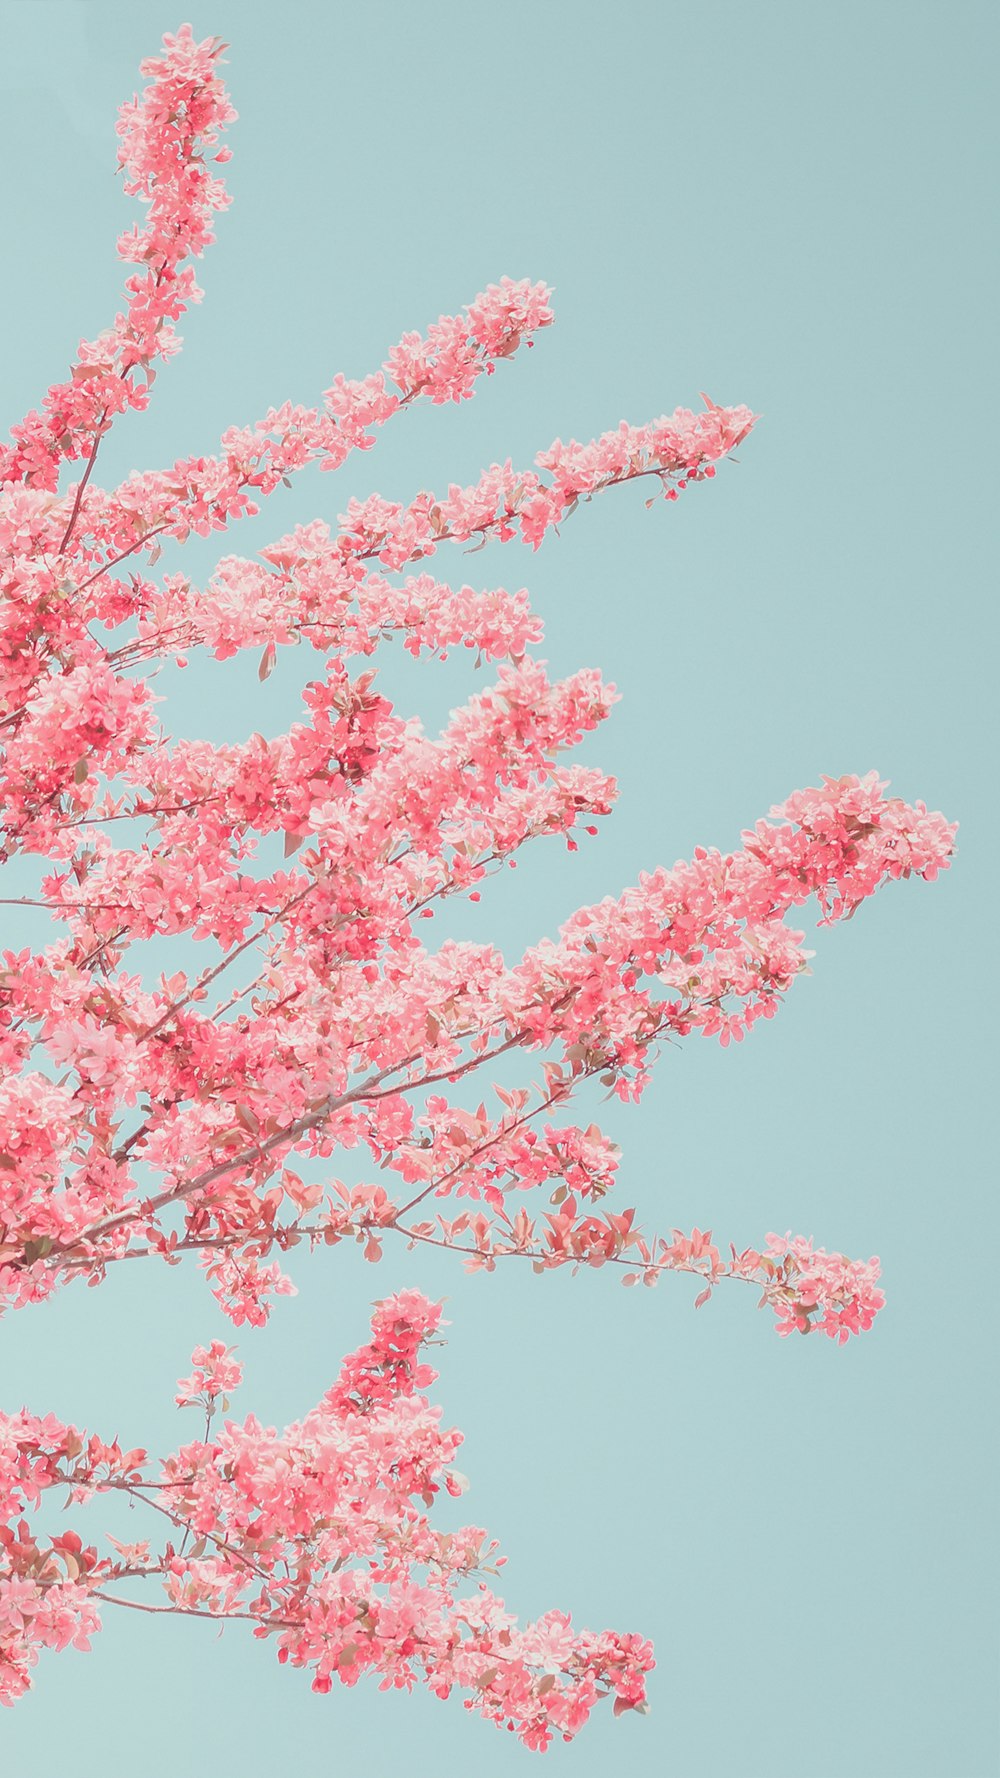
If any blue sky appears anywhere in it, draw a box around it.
[0,3,996,1774]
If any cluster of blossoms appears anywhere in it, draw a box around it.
[0,29,236,493]
[0,758,953,1334]
[0,1293,653,1748]
[0,23,956,1736]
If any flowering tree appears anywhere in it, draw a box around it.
[0,25,954,1744]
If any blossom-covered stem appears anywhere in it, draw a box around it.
[133,886,315,1045]
[1,1296,655,1745]
[53,1015,555,1259]
[4,773,955,1330]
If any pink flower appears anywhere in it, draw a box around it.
[175,1340,244,1405]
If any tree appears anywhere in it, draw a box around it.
[0,25,954,1746]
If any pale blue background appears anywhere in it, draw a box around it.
[0,3,996,1774]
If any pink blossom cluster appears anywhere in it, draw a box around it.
[173,1339,243,1405]
[0,1295,653,1748]
[0,27,235,492]
[756,1233,886,1341]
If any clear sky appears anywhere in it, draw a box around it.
[0,3,996,1774]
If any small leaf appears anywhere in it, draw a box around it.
[22,1235,54,1264]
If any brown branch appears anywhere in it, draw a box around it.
[58,424,106,556]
